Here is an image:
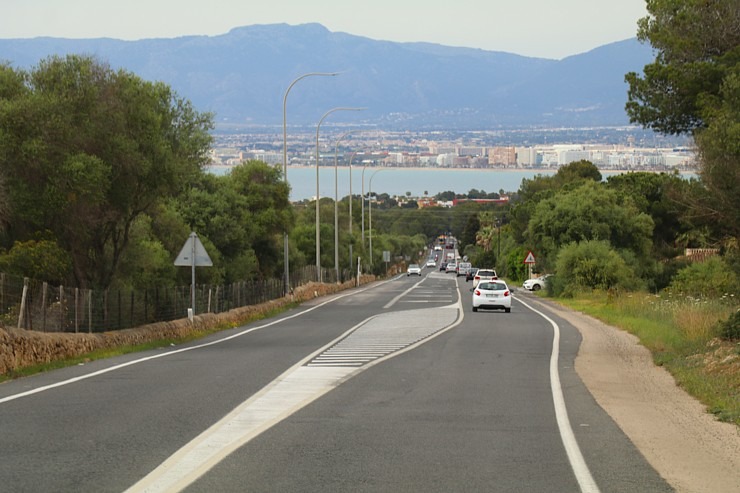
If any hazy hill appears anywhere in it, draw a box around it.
[0,23,655,129]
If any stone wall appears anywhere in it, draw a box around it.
[0,276,375,376]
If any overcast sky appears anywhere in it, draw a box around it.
[2,0,648,59]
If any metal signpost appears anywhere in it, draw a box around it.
[523,250,536,279]
[174,232,213,319]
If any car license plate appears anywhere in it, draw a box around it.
[486,293,497,298]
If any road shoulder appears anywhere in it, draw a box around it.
[527,296,740,493]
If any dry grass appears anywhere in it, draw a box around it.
[558,290,740,425]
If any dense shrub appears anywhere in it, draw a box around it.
[667,256,739,299]
[717,310,740,341]
[554,240,643,296]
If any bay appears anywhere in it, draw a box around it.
[208,165,691,202]
[210,166,550,201]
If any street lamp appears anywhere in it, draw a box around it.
[347,149,361,274]
[315,107,365,282]
[333,130,363,282]
[282,71,338,295]
[368,168,385,266]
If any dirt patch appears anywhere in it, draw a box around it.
[537,299,740,493]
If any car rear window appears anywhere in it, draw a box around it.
[479,282,507,291]
[477,270,495,277]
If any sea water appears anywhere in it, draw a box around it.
[208,166,689,202]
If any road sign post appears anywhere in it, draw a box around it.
[174,232,213,319]
[523,250,536,279]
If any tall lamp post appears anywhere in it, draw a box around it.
[333,130,363,282]
[368,168,385,266]
[315,107,364,282]
[347,150,361,273]
[282,71,338,295]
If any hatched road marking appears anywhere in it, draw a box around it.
[126,302,463,493]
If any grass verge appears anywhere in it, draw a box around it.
[555,291,739,426]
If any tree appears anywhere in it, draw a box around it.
[605,171,692,256]
[460,213,481,250]
[555,240,644,296]
[625,0,740,135]
[527,181,654,270]
[0,55,214,289]
[176,160,293,281]
[625,0,740,238]
[509,160,602,243]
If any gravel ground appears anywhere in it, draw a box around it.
[537,299,740,493]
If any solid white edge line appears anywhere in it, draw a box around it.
[128,296,464,493]
[516,296,600,493]
[0,277,399,405]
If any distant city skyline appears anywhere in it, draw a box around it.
[2,0,649,60]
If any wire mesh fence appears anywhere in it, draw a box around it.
[0,265,354,333]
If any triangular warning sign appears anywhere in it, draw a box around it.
[523,251,536,264]
[174,232,213,267]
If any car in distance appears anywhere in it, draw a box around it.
[466,267,478,282]
[472,268,497,287]
[407,264,422,276]
[425,258,437,268]
[445,262,458,273]
[439,262,448,272]
[523,274,551,291]
[472,280,511,313]
[457,261,472,277]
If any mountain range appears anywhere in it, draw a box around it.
[0,23,656,129]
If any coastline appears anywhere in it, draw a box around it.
[209,164,696,175]
[206,165,698,201]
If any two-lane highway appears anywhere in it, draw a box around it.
[0,269,671,492]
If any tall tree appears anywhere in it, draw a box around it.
[527,181,654,270]
[625,0,740,238]
[0,55,213,288]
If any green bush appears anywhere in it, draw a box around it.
[717,310,740,341]
[667,256,739,299]
[554,240,643,296]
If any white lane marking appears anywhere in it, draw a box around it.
[126,365,356,493]
[127,299,464,493]
[516,297,600,493]
[306,303,460,367]
[383,276,428,309]
[0,278,398,405]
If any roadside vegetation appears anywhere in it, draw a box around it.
[0,1,737,425]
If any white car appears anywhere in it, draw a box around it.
[472,268,497,287]
[523,274,551,291]
[407,264,422,276]
[445,262,457,273]
[425,259,436,268]
[472,280,512,313]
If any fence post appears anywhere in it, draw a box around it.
[42,281,48,332]
[17,277,29,329]
[59,285,64,331]
[88,289,92,333]
[75,287,79,333]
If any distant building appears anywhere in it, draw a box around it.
[515,146,538,167]
[488,146,516,167]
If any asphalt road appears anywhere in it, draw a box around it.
[0,269,672,492]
